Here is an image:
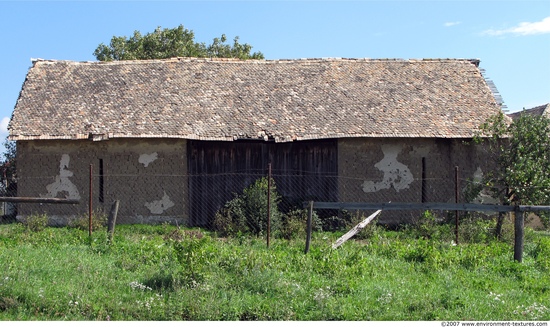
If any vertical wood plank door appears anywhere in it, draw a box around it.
[187,139,337,227]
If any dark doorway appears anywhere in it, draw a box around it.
[187,139,338,226]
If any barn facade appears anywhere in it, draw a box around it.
[9,58,504,225]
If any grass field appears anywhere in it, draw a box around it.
[0,217,549,321]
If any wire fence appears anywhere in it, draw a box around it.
[6,165,517,232]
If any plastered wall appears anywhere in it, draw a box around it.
[16,136,494,226]
[337,137,492,224]
[16,138,187,225]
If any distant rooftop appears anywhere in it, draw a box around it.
[508,103,550,121]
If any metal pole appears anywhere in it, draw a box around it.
[89,164,93,237]
[455,166,459,245]
[267,163,271,248]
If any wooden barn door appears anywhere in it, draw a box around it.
[187,139,337,227]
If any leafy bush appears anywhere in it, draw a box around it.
[322,209,357,232]
[406,211,452,241]
[214,177,282,237]
[458,214,512,244]
[22,213,49,232]
[69,210,107,231]
[280,208,322,240]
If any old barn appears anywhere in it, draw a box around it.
[8,57,504,225]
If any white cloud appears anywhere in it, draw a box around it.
[482,16,550,36]
[444,21,461,27]
[0,117,9,135]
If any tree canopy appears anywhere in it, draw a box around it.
[93,25,264,61]
[474,111,550,206]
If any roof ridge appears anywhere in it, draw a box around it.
[30,57,482,65]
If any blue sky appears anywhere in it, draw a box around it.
[0,0,549,152]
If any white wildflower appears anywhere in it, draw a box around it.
[314,286,332,302]
[377,292,393,305]
[513,303,548,319]
[488,291,504,303]
[129,281,152,291]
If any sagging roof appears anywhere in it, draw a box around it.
[9,57,504,142]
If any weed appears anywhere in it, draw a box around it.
[531,237,550,271]
[280,208,322,240]
[410,211,452,241]
[170,230,210,287]
[69,210,107,231]
[22,213,49,232]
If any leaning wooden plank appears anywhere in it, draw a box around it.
[332,210,382,249]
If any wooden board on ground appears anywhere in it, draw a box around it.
[332,210,382,249]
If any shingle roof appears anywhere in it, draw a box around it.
[508,103,550,121]
[9,57,504,142]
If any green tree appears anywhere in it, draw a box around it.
[475,111,550,233]
[1,138,16,183]
[93,25,264,61]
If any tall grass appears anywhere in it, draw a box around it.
[0,219,549,320]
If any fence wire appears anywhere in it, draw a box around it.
[5,167,524,233]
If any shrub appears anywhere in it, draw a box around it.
[280,208,322,240]
[69,210,107,231]
[407,210,452,241]
[458,215,499,244]
[213,177,282,237]
[22,213,49,232]
[322,209,356,232]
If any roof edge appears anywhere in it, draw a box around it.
[29,57,483,65]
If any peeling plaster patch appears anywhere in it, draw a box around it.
[469,167,499,205]
[139,152,158,167]
[41,154,81,200]
[362,144,414,193]
[144,191,174,214]
[473,167,483,183]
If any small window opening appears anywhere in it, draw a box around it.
[99,159,104,203]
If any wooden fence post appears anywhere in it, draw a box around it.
[89,164,93,237]
[304,201,313,254]
[267,163,271,249]
[107,200,120,244]
[514,208,524,262]
[455,166,459,245]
